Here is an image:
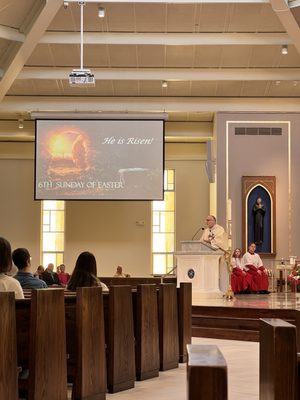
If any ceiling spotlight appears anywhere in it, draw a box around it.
[162,81,168,88]
[281,45,288,55]
[18,118,24,129]
[63,1,69,9]
[98,6,105,18]
[293,80,299,87]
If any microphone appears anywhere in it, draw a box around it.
[192,227,205,240]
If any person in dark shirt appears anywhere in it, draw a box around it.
[12,248,47,289]
[42,263,61,286]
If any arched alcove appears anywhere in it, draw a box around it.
[242,176,276,256]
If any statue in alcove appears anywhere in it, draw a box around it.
[252,197,266,245]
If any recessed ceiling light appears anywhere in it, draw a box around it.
[162,81,168,88]
[98,6,105,18]
[281,45,288,55]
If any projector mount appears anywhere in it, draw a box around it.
[69,2,95,86]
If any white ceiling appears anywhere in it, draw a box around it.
[0,0,300,124]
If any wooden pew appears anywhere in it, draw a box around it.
[72,287,106,400]
[16,283,185,398]
[65,286,136,394]
[158,283,179,370]
[0,292,18,400]
[105,285,135,393]
[29,289,67,400]
[100,276,176,289]
[260,318,297,400]
[16,289,68,400]
[177,282,192,363]
[17,289,106,400]
[187,344,228,400]
[102,278,191,366]
[134,284,160,380]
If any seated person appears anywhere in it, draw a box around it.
[114,265,130,278]
[242,243,269,294]
[231,248,249,294]
[67,251,109,292]
[12,248,47,289]
[0,237,24,299]
[57,263,70,287]
[34,265,45,279]
[42,263,61,286]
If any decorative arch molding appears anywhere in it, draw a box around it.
[242,176,276,257]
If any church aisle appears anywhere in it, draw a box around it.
[105,337,259,400]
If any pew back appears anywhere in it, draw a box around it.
[29,289,67,400]
[260,318,297,400]
[72,287,106,400]
[187,344,228,400]
[105,285,135,393]
[158,283,179,370]
[134,284,160,380]
[177,282,192,363]
[0,292,18,400]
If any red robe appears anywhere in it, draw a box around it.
[245,265,268,291]
[231,268,248,293]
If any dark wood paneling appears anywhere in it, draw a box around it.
[106,286,135,393]
[187,344,227,400]
[158,284,179,371]
[177,282,192,363]
[28,289,68,400]
[135,284,160,380]
[0,292,18,400]
[260,318,297,400]
[73,287,106,400]
[192,305,298,341]
[100,277,176,288]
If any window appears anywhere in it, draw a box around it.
[41,200,65,267]
[152,170,175,275]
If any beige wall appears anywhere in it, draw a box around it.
[166,143,209,249]
[0,123,211,276]
[215,112,300,264]
[0,142,40,263]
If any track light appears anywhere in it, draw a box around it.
[162,81,168,88]
[63,1,69,9]
[281,45,288,55]
[18,118,24,129]
[98,6,105,18]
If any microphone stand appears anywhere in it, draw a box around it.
[192,227,204,241]
[160,265,177,284]
[207,243,234,301]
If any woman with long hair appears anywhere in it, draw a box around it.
[231,248,249,294]
[67,251,108,292]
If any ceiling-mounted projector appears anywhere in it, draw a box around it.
[68,3,95,86]
[69,69,95,86]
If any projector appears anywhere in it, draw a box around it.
[69,69,95,86]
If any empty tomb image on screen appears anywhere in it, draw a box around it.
[35,119,164,200]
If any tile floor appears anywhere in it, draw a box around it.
[105,337,259,400]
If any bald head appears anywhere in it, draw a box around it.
[47,263,54,272]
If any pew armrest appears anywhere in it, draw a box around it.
[187,344,228,400]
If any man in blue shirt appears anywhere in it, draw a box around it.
[12,248,47,289]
